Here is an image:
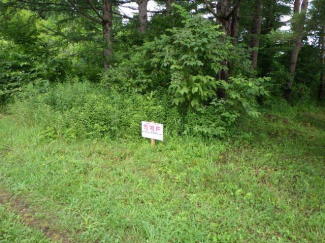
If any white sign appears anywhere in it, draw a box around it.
[142,121,163,141]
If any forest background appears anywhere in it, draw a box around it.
[0,0,324,137]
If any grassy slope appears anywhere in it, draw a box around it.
[0,108,324,243]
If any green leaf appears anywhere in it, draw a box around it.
[179,87,189,95]
[192,87,198,93]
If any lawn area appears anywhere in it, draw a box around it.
[0,109,324,242]
[0,203,50,243]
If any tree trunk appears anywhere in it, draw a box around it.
[102,0,113,70]
[217,0,231,36]
[217,0,240,81]
[264,0,275,34]
[294,0,301,13]
[250,0,263,70]
[166,0,172,15]
[203,0,240,83]
[284,0,309,100]
[203,0,240,39]
[230,3,240,45]
[318,26,325,101]
[137,0,148,33]
[261,0,275,75]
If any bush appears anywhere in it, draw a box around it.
[103,7,232,107]
[101,6,269,138]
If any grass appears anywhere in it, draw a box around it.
[0,107,325,242]
[0,204,50,243]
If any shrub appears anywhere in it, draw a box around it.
[142,12,232,108]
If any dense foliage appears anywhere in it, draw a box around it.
[0,0,324,135]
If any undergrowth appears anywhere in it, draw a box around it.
[8,81,264,140]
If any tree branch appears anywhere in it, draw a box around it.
[67,0,101,24]
[225,0,241,21]
[114,10,132,19]
[202,0,218,19]
[87,0,104,21]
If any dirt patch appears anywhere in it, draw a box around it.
[0,191,71,243]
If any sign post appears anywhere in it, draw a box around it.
[141,121,163,147]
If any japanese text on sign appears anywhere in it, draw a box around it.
[141,121,163,141]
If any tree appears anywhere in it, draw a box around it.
[135,0,149,33]
[309,0,325,100]
[285,0,309,100]
[165,0,173,15]
[250,0,263,70]
[263,0,275,34]
[202,0,241,82]
[202,0,241,41]
[5,0,114,69]
[65,0,114,70]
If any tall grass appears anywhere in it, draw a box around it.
[9,82,183,140]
